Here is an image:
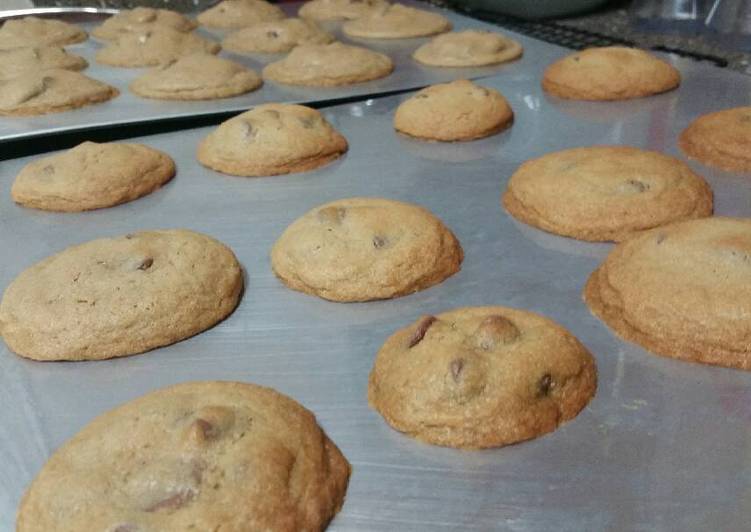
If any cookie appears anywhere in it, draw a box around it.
[0,46,87,81]
[342,4,451,39]
[0,16,87,50]
[298,0,390,21]
[197,0,285,30]
[96,27,220,67]
[262,42,393,87]
[584,217,751,370]
[92,7,197,41]
[412,30,522,67]
[11,141,175,212]
[271,197,463,302]
[503,146,713,242]
[369,306,597,448]
[222,18,335,54]
[394,79,514,142]
[131,53,262,100]
[0,230,242,361]
[0,69,118,117]
[198,103,348,176]
[542,46,681,101]
[17,381,351,532]
[679,107,751,173]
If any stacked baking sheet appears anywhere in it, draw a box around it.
[1,3,750,531]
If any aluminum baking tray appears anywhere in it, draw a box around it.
[0,0,529,145]
[2,37,751,532]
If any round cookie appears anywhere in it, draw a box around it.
[0,230,242,361]
[0,16,87,50]
[369,307,597,448]
[342,4,451,39]
[413,30,522,67]
[299,0,390,21]
[11,141,176,212]
[17,381,351,532]
[271,197,463,302]
[262,42,393,87]
[0,46,87,81]
[0,69,118,117]
[197,0,285,30]
[584,217,751,370]
[92,7,197,41]
[96,27,220,68]
[222,18,335,54]
[502,146,713,242]
[542,46,681,101]
[394,79,514,142]
[198,103,348,177]
[131,53,262,100]
[679,107,751,173]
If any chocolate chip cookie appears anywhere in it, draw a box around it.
[11,141,175,212]
[0,230,243,361]
[298,0,390,21]
[17,381,351,532]
[96,27,220,67]
[197,0,285,30]
[394,79,513,141]
[679,106,751,173]
[503,146,713,242]
[93,7,197,41]
[412,30,522,67]
[0,46,87,81]
[542,46,680,101]
[369,306,597,448]
[342,3,451,39]
[222,18,335,54]
[0,16,87,50]
[271,197,463,302]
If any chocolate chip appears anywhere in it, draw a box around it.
[538,373,553,397]
[317,206,346,225]
[264,109,281,120]
[415,93,429,99]
[267,30,280,39]
[474,315,520,350]
[299,116,318,129]
[573,56,581,62]
[125,234,135,240]
[137,257,153,271]
[449,358,464,382]
[408,315,436,348]
[146,490,194,512]
[372,235,387,249]
[656,233,667,245]
[626,179,649,193]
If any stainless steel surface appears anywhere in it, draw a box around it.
[2,36,751,532]
[0,2,523,144]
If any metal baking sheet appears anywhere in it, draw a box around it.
[0,1,530,144]
[2,41,751,532]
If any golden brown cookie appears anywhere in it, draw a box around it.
[262,42,393,87]
[92,7,197,41]
[222,18,335,54]
[342,4,451,39]
[197,0,285,29]
[679,107,751,173]
[394,79,514,142]
[412,30,522,67]
[0,230,242,361]
[11,141,175,212]
[0,46,87,81]
[503,146,713,242]
[584,217,751,370]
[131,53,262,100]
[369,306,597,448]
[17,381,351,532]
[96,27,220,67]
[271,197,463,302]
[542,46,681,101]
[198,103,348,176]
[0,16,87,50]
[0,69,118,117]
[298,0,390,21]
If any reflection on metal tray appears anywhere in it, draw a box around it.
[0,1,528,145]
[1,41,750,530]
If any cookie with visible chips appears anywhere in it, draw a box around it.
[0,230,243,361]
[197,0,285,29]
[96,27,220,67]
[17,381,351,532]
[342,3,451,39]
[299,0,390,21]
[223,18,334,54]
[271,197,463,302]
[542,46,680,101]
[92,7,197,41]
[0,16,87,50]
[679,106,751,173]
[369,306,597,448]
[412,30,522,67]
[503,146,713,242]
[394,79,514,141]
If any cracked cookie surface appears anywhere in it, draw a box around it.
[0,46,87,81]
[92,7,197,41]
[271,197,463,302]
[679,106,751,173]
[368,306,597,448]
[298,0,390,21]
[96,27,220,67]
[584,217,751,370]
[503,146,713,242]
[17,381,351,532]
[0,230,242,361]
[342,3,451,39]
[412,30,522,67]
[197,0,285,29]
[223,18,334,54]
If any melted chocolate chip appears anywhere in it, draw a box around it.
[372,235,387,249]
[408,315,436,348]
[317,206,346,225]
[538,373,553,397]
[626,179,649,193]
[137,257,153,271]
[146,490,194,512]
[656,233,667,245]
[267,30,280,39]
[299,116,317,129]
[450,358,464,382]
[474,315,520,350]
